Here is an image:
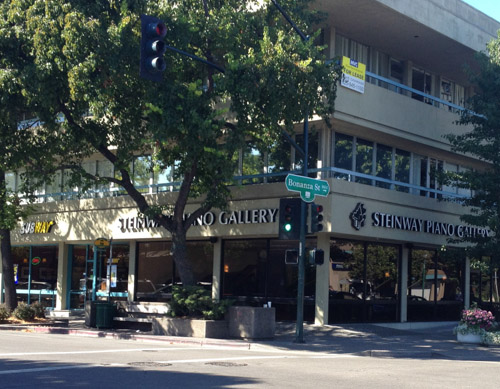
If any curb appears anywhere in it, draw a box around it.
[0,324,255,349]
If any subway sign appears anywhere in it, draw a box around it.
[20,221,55,235]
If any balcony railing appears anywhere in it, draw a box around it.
[366,71,468,114]
[32,164,467,204]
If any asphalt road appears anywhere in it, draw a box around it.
[1,330,499,388]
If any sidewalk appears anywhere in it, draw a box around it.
[1,317,499,362]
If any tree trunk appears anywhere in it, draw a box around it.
[171,228,196,287]
[0,168,18,311]
[0,229,17,311]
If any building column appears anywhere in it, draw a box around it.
[127,240,137,303]
[315,234,330,326]
[464,256,471,309]
[400,245,409,323]
[212,239,222,301]
[56,242,69,310]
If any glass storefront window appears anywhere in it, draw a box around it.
[137,242,174,301]
[223,240,267,297]
[470,256,499,306]
[328,240,399,323]
[223,238,316,321]
[408,248,465,321]
[329,240,365,323]
[12,245,58,307]
[136,241,213,301]
[366,244,399,322]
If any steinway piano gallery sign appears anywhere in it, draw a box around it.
[350,202,493,239]
[119,208,278,232]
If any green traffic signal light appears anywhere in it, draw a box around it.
[279,198,301,240]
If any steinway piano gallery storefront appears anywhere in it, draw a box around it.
[4,179,495,325]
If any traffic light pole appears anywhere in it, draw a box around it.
[271,0,310,344]
[296,115,308,343]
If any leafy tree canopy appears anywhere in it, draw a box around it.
[0,0,341,285]
[445,31,500,260]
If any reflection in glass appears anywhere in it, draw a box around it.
[376,144,392,189]
[334,133,353,180]
[355,138,373,185]
[395,149,410,192]
[136,241,213,301]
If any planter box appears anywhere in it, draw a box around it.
[228,306,275,339]
[152,317,228,339]
[457,332,482,344]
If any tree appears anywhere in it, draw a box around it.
[444,31,500,261]
[2,0,341,287]
[0,0,48,309]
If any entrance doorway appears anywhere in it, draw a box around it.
[68,244,129,309]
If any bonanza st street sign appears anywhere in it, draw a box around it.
[285,174,330,202]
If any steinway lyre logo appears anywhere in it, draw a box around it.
[350,203,366,231]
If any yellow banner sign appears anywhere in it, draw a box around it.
[341,56,366,93]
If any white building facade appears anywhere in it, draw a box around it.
[2,0,500,325]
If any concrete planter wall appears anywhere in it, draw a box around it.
[228,306,275,339]
[152,317,228,339]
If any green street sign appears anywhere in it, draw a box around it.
[285,174,330,202]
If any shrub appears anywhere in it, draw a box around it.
[13,303,36,322]
[168,285,232,320]
[31,302,46,318]
[481,330,500,345]
[0,304,10,321]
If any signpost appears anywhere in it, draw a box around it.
[285,174,330,202]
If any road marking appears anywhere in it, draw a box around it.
[0,364,96,375]
[0,347,196,357]
[157,355,299,364]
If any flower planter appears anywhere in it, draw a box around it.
[228,306,276,339]
[456,332,482,344]
[152,317,228,339]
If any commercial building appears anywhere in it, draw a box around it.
[2,0,500,325]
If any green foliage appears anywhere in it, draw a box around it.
[0,304,10,321]
[13,302,36,321]
[31,301,46,318]
[168,285,232,320]
[443,30,500,260]
[0,0,341,285]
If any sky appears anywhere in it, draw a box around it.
[462,0,500,23]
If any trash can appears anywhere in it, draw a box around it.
[95,302,116,329]
[84,300,97,328]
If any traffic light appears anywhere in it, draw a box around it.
[285,249,299,265]
[140,15,167,82]
[310,202,324,233]
[278,198,301,240]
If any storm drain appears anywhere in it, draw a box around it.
[205,362,247,367]
[128,362,172,368]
